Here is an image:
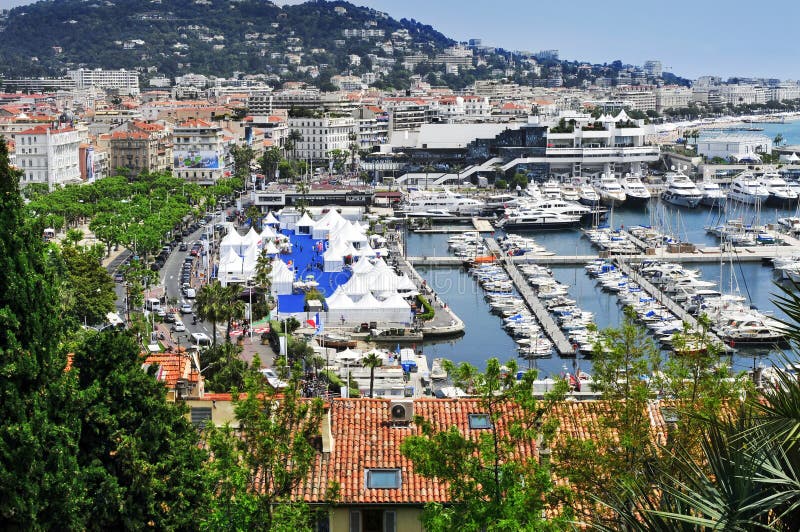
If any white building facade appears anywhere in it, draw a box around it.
[66,68,140,95]
[288,115,357,162]
[15,125,82,188]
[172,119,226,184]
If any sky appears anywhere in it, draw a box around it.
[1,0,798,80]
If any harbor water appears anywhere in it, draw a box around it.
[408,198,798,377]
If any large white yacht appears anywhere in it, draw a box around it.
[578,183,601,206]
[620,174,650,205]
[697,181,726,207]
[497,210,582,230]
[727,171,769,205]
[594,175,627,206]
[660,171,703,208]
[761,170,798,207]
[398,189,485,216]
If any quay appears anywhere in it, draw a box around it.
[485,238,576,357]
[613,258,726,348]
[408,244,795,266]
[388,233,466,338]
[408,217,496,233]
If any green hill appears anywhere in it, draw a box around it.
[0,0,454,82]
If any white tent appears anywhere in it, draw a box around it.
[326,288,356,310]
[351,257,375,275]
[218,244,259,286]
[296,212,315,235]
[323,242,346,272]
[312,209,347,240]
[219,229,245,257]
[381,293,413,324]
[270,259,295,295]
[338,222,369,249]
[263,212,280,227]
[260,225,277,239]
[264,240,280,255]
[396,273,418,293]
[242,227,261,247]
[335,348,362,365]
[340,273,371,296]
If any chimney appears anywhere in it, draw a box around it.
[321,405,334,454]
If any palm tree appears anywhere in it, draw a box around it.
[196,280,225,347]
[362,352,383,398]
[348,131,359,173]
[287,129,303,161]
[220,283,246,342]
[775,133,785,147]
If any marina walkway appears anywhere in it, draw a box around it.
[388,233,466,338]
[614,258,725,348]
[485,238,575,356]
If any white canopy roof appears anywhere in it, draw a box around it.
[352,258,375,275]
[296,212,315,228]
[263,212,279,225]
[264,240,280,255]
[271,259,294,283]
[261,225,277,239]
[326,288,356,309]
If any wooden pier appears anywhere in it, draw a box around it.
[614,258,725,348]
[485,238,575,356]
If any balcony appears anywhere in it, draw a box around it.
[546,146,660,162]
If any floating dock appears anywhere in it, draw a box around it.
[613,258,726,348]
[485,238,575,357]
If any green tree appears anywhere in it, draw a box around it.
[201,365,334,530]
[72,330,208,530]
[196,280,225,347]
[200,342,250,393]
[362,351,382,398]
[557,307,661,525]
[231,144,255,180]
[401,358,570,531]
[261,146,282,181]
[287,129,304,161]
[61,243,117,325]
[0,138,83,528]
[348,131,359,173]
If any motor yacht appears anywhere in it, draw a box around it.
[697,181,726,207]
[620,174,650,205]
[660,171,703,208]
[727,171,769,205]
[761,171,798,207]
[398,188,485,216]
[561,184,581,202]
[540,179,562,199]
[594,175,627,206]
[578,183,601,206]
[496,211,582,230]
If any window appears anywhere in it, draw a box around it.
[190,406,212,426]
[468,413,492,429]
[349,509,395,532]
[365,469,401,489]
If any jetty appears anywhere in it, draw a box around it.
[613,257,725,348]
[486,238,575,356]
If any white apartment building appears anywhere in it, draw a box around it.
[643,60,662,78]
[656,87,693,112]
[330,75,363,91]
[172,119,226,184]
[769,84,800,102]
[66,68,140,95]
[718,85,768,105]
[15,124,82,188]
[287,115,357,161]
[436,96,491,122]
[615,90,657,112]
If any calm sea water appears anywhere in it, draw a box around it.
[700,117,800,145]
[408,197,798,376]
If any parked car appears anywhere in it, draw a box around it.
[179,243,188,251]
[113,272,124,282]
[259,368,288,389]
[164,312,177,323]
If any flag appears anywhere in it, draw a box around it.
[315,312,323,335]
[306,318,316,328]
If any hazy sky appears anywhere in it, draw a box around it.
[1,0,797,80]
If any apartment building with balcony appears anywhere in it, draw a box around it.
[172,119,226,184]
[15,124,83,188]
[287,115,357,161]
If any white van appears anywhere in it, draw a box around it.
[185,288,196,299]
[145,298,161,312]
[190,332,212,348]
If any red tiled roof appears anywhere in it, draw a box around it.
[178,118,214,128]
[132,120,165,132]
[143,352,197,388]
[18,124,74,135]
[298,398,538,504]
[110,131,149,140]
